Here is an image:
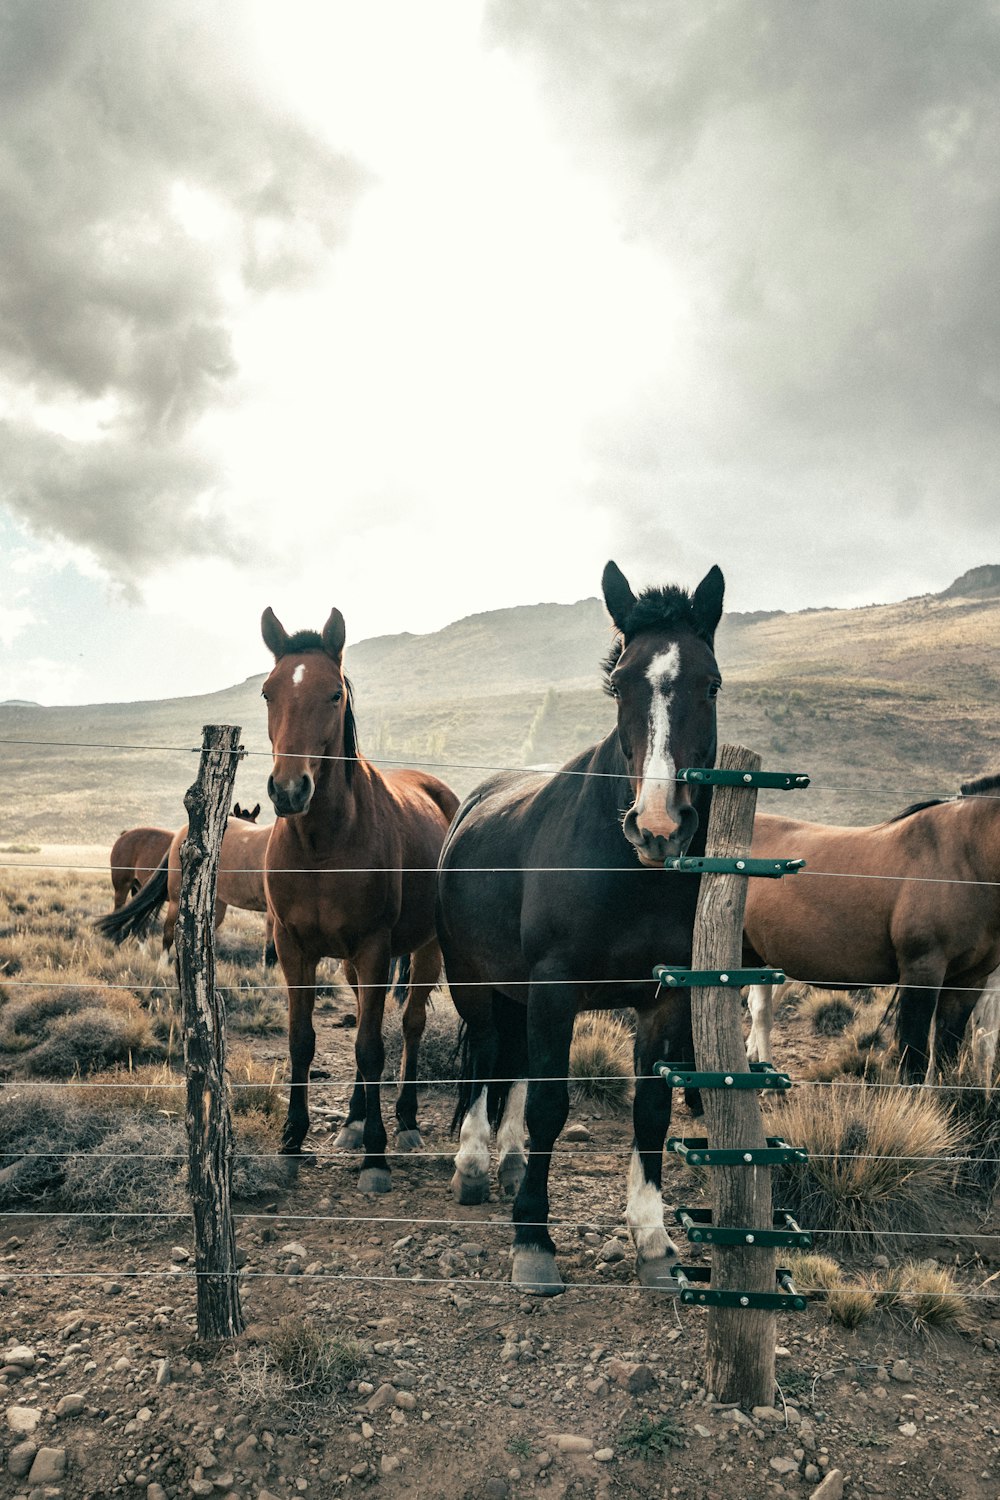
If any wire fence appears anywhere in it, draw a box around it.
[2,742,1000,1310]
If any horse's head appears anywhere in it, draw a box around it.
[602,561,724,866]
[232,801,261,823]
[260,606,354,818]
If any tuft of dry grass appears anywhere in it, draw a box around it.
[229,1318,364,1422]
[800,990,857,1037]
[569,1012,633,1110]
[786,1251,845,1294]
[826,1283,878,1328]
[870,1259,967,1335]
[769,1081,965,1247]
[934,1048,1000,1204]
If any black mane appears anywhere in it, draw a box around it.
[887,798,945,823]
[601,585,704,689]
[961,773,1000,797]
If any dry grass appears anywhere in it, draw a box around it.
[569,1012,633,1110]
[934,1048,1000,1204]
[229,1317,364,1423]
[800,990,857,1037]
[770,1081,966,1246]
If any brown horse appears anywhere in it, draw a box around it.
[260,606,460,1188]
[97,804,276,965]
[743,773,1000,1079]
[109,826,173,909]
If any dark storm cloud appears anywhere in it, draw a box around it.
[0,0,365,573]
[488,1,1000,597]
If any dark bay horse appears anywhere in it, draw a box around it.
[97,803,276,965]
[437,561,725,1294]
[109,826,173,909]
[743,773,1000,1079]
[260,606,459,1189]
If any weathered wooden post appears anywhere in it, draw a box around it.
[687,744,774,1404]
[176,723,246,1340]
[656,744,811,1407]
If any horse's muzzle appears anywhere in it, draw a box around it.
[267,772,314,817]
[623,804,699,865]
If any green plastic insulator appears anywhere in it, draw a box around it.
[653,966,785,989]
[676,768,811,790]
[666,1136,809,1166]
[662,856,805,878]
[674,1206,813,1250]
[653,1062,792,1091]
[671,1264,808,1311]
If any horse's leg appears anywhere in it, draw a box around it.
[159,902,177,969]
[969,986,1000,1083]
[352,936,393,1194]
[273,922,318,1155]
[492,995,529,1198]
[333,960,367,1151]
[934,979,987,1075]
[895,956,947,1080]
[263,910,277,968]
[394,939,440,1151]
[451,989,499,1206]
[745,984,774,1064]
[626,1002,684,1289]
[510,970,577,1296]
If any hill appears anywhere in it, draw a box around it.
[2,571,998,843]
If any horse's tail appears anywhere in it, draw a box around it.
[389,954,411,1006]
[94,853,169,943]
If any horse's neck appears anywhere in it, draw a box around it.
[295,753,375,860]
[960,794,1000,886]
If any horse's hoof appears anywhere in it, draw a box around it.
[637,1255,680,1291]
[358,1167,392,1195]
[450,1169,490,1205]
[511,1247,564,1296]
[395,1129,424,1153]
[497,1153,526,1199]
[333,1121,365,1151]
[279,1138,307,1157]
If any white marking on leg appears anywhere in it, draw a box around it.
[746,984,774,1063]
[626,1147,675,1263]
[496,1081,527,1166]
[157,947,173,973]
[454,1091,491,1180]
[634,646,680,824]
[971,989,1000,1083]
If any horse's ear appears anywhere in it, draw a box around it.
[321,608,346,663]
[249,802,260,821]
[233,802,243,817]
[691,565,725,642]
[601,562,637,634]
[261,607,289,658]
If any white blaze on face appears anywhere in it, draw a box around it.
[291,663,306,686]
[634,645,681,826]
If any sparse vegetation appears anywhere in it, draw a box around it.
[620,1414,686,1457]
[801,990,857,1037]
[770,1082,966,1245]
[568,1011,633,1109]
[230,1318,364,1422]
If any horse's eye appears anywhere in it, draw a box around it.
[260,691,269,702]
[331,691,343,703]
[609,681,621,699]
[707,682,721,700]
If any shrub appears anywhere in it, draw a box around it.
[23,998,160,1077]
[569,1012,633,1110]
[232,1109,290,1198]
[801,990,856,1037]
[934,1050,1000,1204]
[770,1082,965,1246]
[381,987,462,1085]
[229,1317,364,1421]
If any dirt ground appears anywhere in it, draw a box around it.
[2,875,999,1500]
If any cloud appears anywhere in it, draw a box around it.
[0,0,366,576]
[486,1,1000,588]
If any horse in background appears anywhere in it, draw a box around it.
[109,826,173,909]
[260,606,459,1187]
[96,802,276,966]
[437,560,725,1294]
[743,773,1000,1080]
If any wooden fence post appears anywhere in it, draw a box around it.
[176,723,246,1340]
[687,742,775,1407]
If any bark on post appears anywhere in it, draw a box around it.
[177,723,246,1340]
[688,742,775,1406]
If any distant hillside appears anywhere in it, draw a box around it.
[2,570,998,844]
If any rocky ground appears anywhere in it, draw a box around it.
[2,1068,999,1500]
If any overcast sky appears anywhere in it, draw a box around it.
[1,0,999,706]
